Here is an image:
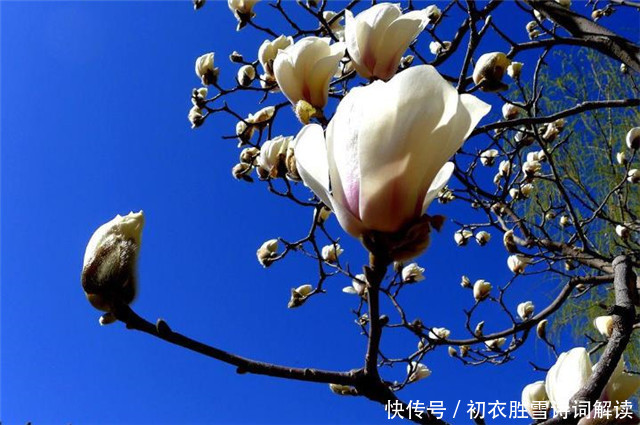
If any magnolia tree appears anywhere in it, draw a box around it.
[81,1,640,424]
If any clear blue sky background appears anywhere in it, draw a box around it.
[1,1,638,425]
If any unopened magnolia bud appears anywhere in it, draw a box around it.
[193,0,205,10]
[426,4,442,23]
[461,275,471,288]
[520,183,534,198]
[616,151,628,165]
[429,327,451,340]
[509,188,521,201]
[343,273,367,296]
[621,63,628,74]
[591,9,604,20]
[498,159,512,176]
[247,106,275,129]
[231,162,252,181]
[515,128,535,146]
[565,260,576,271]
[256,239,279,267]
[593,315,614,338]
[99,313,117,326]
[474,321,485,336]
[195,52,219,86]
[528,29,540,39]
[82,211,145,316]
[288,284,313,308]
[517,301,535,320]
[616,224,630,239]
[188,106,204,129]
[438,186,455,203]
[473,280,491,302]
[229,51,244,63]
[628,169,640,183]
[429,41,451,56]
[626,127,640,150]
[228,0,258,30]
[448,346,458,357]
[503,229,518,253]
[256,135,293,179]
[559,215,571,227]
[407,362,431,382]
[475,231,491,246]
[508,254,530,274]
[321,243,343,263]
[236,121,254,145]
[472,52,511,92]
[545,211,556,221]
[536,319,548,339]
[317,206,331,223]
[237,65,256,86]
[400,55,414,69]
[502,103,522,120]
[454,229,473,246]
[485,337,506,350]
[239,147,260,164]
[460,345,470,357]
[525,21,537,33]
[480,149,499,166]
[329,383,357,395]
[507,62,523,79]
[294,100,319,125]
[285,147,300,181]
[191,87,208,107]
[401,263,425,283]
[523,160,541,178]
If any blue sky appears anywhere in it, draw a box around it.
[1,1,638,425]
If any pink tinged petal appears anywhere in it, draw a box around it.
[306,42,345,107]
[421,162,454,213]
[545,348,593,413]
[273,53,302,104]
[373,9,429,80]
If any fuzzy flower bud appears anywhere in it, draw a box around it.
[473,279,492,301]
[593,315,614,338]
[616,224,630,239]
[472,52,511,92]
[256,239,279,267]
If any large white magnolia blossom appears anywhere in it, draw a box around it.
[345,3,431,81]
[545,347,640,419]
[273,37,345,108]
[294,65,490,248]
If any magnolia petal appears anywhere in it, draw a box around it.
[306,42,345,107]
[344,10,371,79]
[294,124,333,209]
[602,358,640,403]
[545,347,592,413]
[273,54,303,104]
[422,162,454,213]
[374,10,428,80]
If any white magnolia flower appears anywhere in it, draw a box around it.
[407,362,431,382]
[498,159,512,176]
[195,52,219,86]
[258,35,294,76]
[473,279,492,301]
[246,106,275,129]
[256,239,279,267]
[523,160,542,177]
[508,254,530,274]
[429,327,451,340]
[628,169,640,183]
[294,65,490,254]
[82,211,145,317]
[480,149,499,166]
[256,135,294,179]
[191,87,208,106]
[273,37,345,108]
[401,263,425,283]
[593,315,614,338]
[237,65,256,86]
[615,224,630,239]
[345,3,431,81]
[517,301,535,320]
[475,231,491,246]
[521,381,549,418]
[503,229,517,253]
[507,62,523,79]
[472,52,511,91]
[343,273,367,296]
[520,183,534,198]
[228,0,259,30]
[321,243,344,263]
[545,347,640,414]
[627,127,640,150]
[288,284,314,308]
